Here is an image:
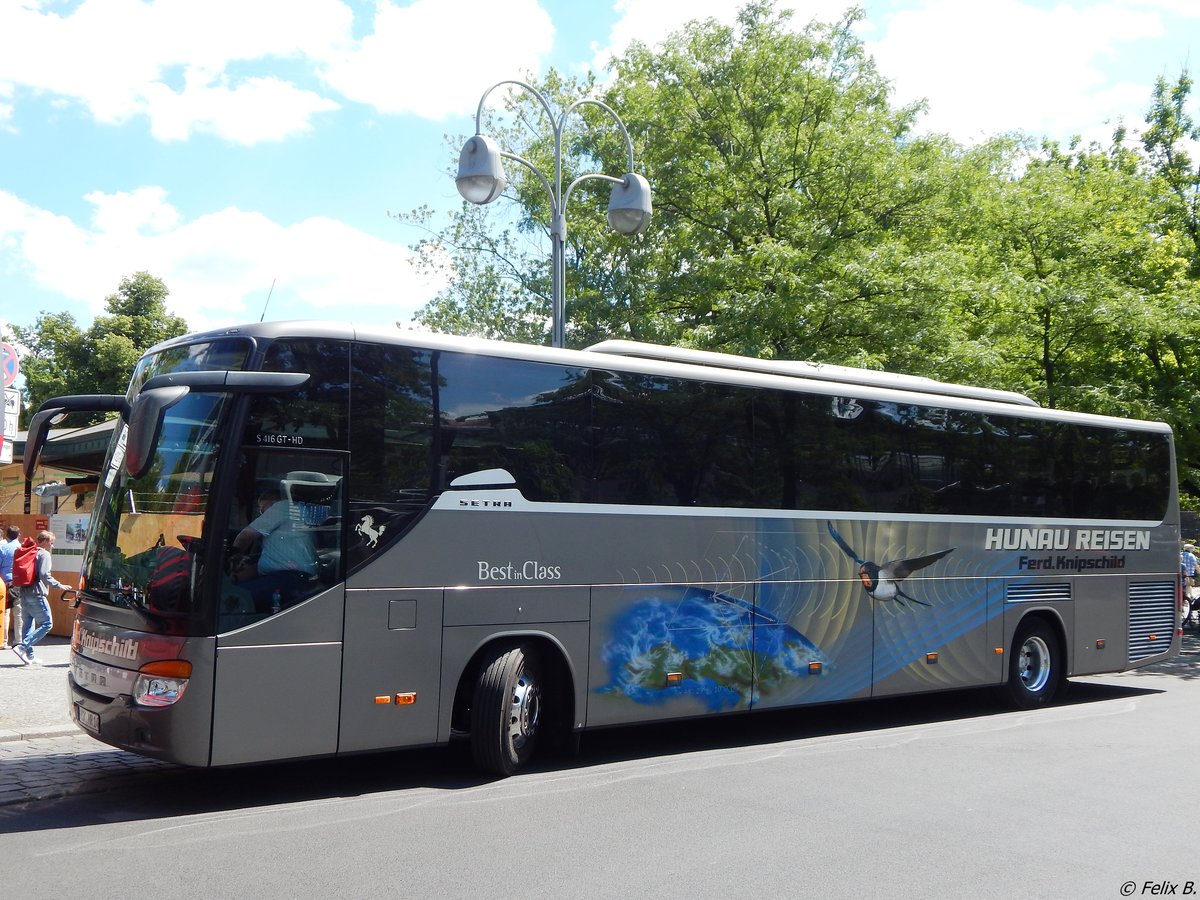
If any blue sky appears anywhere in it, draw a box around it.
[0,0,1197,342]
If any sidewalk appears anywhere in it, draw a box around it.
[0,635,78,742]
[0,636,176,808]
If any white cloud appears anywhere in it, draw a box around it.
[0,188,445,333]
[83,186,180,236]
[0,0,556,141]
[140,72,340,144]
[0,0,351,143]
[868,0,1167,142]
[1121,0,1200,15]
[318,0,556,120]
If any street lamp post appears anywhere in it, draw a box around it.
[456,80,652,349]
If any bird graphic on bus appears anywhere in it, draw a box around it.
[826,522,954,608]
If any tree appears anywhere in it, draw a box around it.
[5,272,188,424]
[408,4,959,361]
[407,201,560,345]
[1142,70,1200,275]
[1135,72,1200,503]
[936,134,1187,407]
[604,3,953,361]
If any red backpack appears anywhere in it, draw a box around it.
[11,537,38,587]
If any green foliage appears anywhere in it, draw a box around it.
[4,272,188,425]
[1142,71,1200,275]
[405,203,554,344]
[606,4,944,359]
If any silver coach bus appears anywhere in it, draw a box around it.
[23,322,1181,775]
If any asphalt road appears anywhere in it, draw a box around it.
[1,640,1197,899]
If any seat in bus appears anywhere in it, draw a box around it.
[282,471,342,582]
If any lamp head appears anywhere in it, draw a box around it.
[455,134,507,204]
[607,172,652,234]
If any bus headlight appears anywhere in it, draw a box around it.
[133,660,192,707]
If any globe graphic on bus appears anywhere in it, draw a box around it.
[596,586,828,710]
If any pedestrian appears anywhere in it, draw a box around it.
[12,530,66,666]
[0,525,19,650]
[1183,543,1198,585]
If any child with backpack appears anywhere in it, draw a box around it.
[12,531,66,666]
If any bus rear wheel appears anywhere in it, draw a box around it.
[1003,619,1062,709]
[471,643,542,776]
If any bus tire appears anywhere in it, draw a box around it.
[1003,619,1062,709]
[470,643,542,776]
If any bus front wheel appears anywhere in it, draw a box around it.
[1003,619,1062,709]
[471,643,542,776]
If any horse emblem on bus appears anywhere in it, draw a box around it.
[355,514,387,548]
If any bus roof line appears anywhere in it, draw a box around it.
[583,339,1039,408]
[146,322,1173,432]
[155,321,1033,408]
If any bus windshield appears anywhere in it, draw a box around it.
[81,339,251,625]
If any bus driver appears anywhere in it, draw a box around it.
[230,487,317,609]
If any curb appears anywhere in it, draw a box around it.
[0,725,79,743]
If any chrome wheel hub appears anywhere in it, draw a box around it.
[507,668,540,750]
[1018,635,1051,693]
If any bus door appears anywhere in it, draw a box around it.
[210,449,347,765]
[870,570,998,698]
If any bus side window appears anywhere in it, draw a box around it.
[347,343,435,571]
[434,353,589,503]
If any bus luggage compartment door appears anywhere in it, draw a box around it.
[338,586,443,753]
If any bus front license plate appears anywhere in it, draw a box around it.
[75,704,100,733]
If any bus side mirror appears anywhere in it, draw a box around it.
[22,394,130,481]
[22,406,66,482]
[126,386,190,480]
